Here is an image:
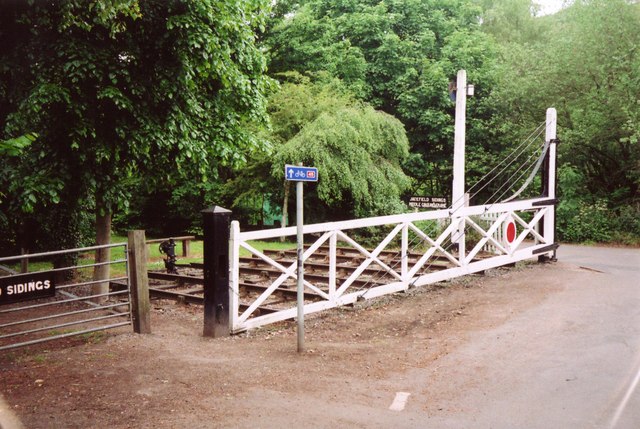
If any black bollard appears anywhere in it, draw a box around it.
[202,206,232,337]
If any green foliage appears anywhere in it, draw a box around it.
[0,133,37,218]
[0,0,273,251]
[223,76,412,225]
[482,0,640,243]
[221,76,356,225]
[0,133,37,157]
[113,179,223,237]
[265,0,500,197]
[556,165,640,244]
[559,200,614,243]
[268,73,355,144]
[476,0,550,44]
[273,105,411,219]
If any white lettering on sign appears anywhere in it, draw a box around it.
[0,273,56,305]
[408,196,448,210]
[7,280,51,295]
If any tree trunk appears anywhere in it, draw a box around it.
[18,220,30,273]
[93,202,112,302]
[280,180,290,242]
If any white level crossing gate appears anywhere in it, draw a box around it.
[230,197,557,333]
[228,108,558,333]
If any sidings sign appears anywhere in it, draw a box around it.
[0,271,56,305]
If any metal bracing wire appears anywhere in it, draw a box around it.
[447,121,546,214]
[502,139,550,203]
[480,139,546,206]
[468,125,547,207]
[348,121,550,297]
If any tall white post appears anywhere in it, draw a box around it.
[545,108,557,200]
[452,70,467,256]
[229,221,240,333]
[544,108,557,254]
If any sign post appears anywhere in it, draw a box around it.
[284,164,318,353]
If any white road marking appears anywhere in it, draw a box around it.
[609,356,640,429]
[389,392,411,411]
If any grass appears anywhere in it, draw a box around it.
[32,354,47,364]
[8,235,296,277]
[80,331,107,344]
[238,240,296,258]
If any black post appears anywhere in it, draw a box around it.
[202,206,232,337]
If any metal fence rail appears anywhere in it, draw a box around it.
[0,242,132,351]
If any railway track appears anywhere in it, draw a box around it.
[139,245,469,317]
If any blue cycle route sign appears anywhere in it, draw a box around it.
[285,165,318,182]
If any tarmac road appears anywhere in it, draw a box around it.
[228,244,640,429]
[1,244,638,429]
[402,244,640,428]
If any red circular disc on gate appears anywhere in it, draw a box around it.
[506,221,517,243]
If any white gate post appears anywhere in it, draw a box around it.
[401,223,409,284]
[452,70,467,217]
[229,220,241,333]
[452,70,472,256]
[544,108,558,255]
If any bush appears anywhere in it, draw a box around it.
[557,200,613,243]
[557,198,640,245]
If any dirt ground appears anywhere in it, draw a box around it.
[0,261,563,429]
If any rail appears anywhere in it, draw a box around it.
[146,235,196,258]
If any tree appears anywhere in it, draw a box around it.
[482,0,640,242]
[223,75,355,225]
[475,0,548,44]
[222,75,410,224]
[490,0,640,207]
[0,1,273,281]
[0,133,36,250]
[272,105,411,221]
[264,0,500,197]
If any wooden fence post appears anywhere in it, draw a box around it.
[128,230,151,334]
[202,206,231,337]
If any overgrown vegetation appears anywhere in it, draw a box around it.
[1,0,638,250]
[484,0,640,244]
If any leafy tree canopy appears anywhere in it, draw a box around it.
[273,104,411,219]
[0,0,273,250]
[265,0,499,196]
[475,0,550,44]
[489,0,640,206]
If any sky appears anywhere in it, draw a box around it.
[534,0,567,15]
